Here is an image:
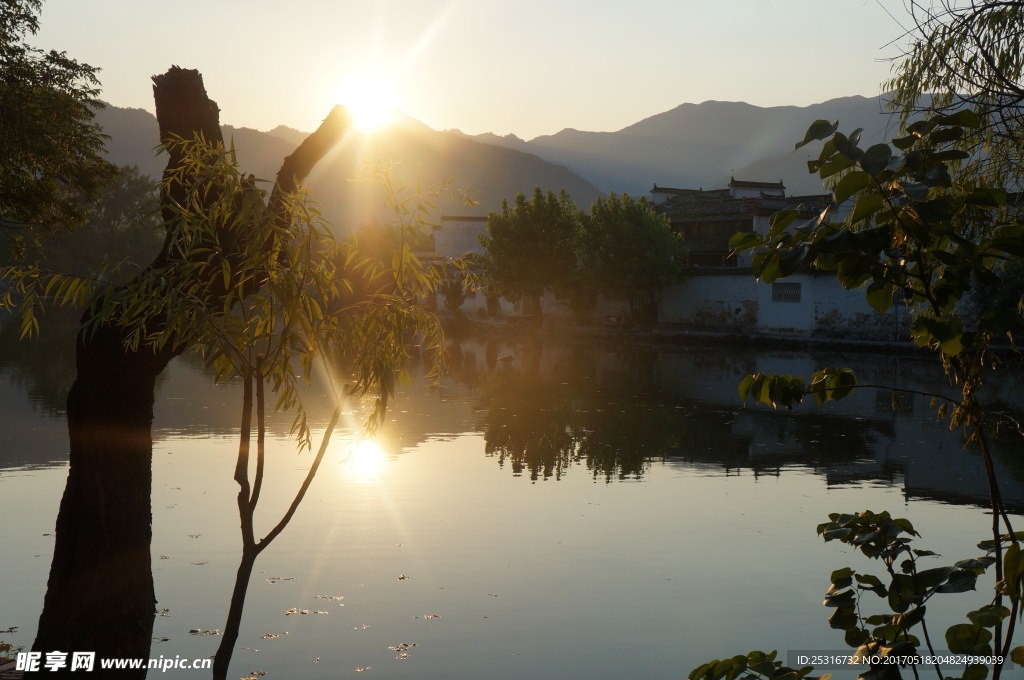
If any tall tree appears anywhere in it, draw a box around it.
[479,187,578,321]
[27,67,349,677]
[578,193,685,325]
[0,0,116,255]
[7,165,163,278]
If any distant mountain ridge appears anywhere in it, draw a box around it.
[95,94,907,229]
[92,105,604,233]
[456,95,905,196]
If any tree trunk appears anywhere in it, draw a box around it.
[211,551,258,680]
[31,68,221,678]
[30,67,348,677]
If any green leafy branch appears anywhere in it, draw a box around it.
[818,510,1006,680]
[696,110,1024,680]
[689,650,830,680]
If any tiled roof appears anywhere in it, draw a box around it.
[728,177,786,190]
[655,184,832,221]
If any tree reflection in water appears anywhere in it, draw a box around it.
[469,339,963,485]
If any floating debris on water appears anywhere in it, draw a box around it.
[355,667,372,672]
[187,629,221,636]
[284,608,308,616]
[415,614,440,620]
[388,643,417,654]
[397,574,410,580]
[258,632,288,639]
[267,577,294,584]
[314,595,344,600]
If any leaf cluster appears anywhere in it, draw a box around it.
[575,192,686,307]
[107,147,453,444]
[737,367,855,410]
[478,187,579,302]
[689,650,830,680]
[816,510,1024,680]
[477,188,685,323]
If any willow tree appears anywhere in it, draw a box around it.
[886,1,1024,191]
[14,67,350,675]
[107,145,449,679]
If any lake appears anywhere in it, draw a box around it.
[2,326,1023,679]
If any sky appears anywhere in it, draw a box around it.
[34,0,911,141]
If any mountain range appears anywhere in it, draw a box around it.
[453,95,903,196]
[94,94,905,231]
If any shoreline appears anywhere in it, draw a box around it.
[449,316,931,357]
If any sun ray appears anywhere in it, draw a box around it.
[393,0,463,76]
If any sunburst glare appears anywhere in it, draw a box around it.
[342,437,387,482]
[337,74,397,131]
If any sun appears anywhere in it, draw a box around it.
[344,437,387,482]
[337,74,397,131]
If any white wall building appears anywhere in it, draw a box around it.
[655,179,908,340]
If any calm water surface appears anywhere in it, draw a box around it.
[2,329,1023,679]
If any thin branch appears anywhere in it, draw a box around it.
[919,618,945,680]
[1001,598,1020,659]
[249,356,266,513]
[256,407,341,553]
[801,382,962,406]
[234,367,255,550]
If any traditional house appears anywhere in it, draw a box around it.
[655,178,908,340]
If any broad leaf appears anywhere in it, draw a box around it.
[796,120,839,150]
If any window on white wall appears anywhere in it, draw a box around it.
[772,282,801,303]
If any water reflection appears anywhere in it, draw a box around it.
[0,309,78,419]
[4,317,1023,514]
[455,337,1024,511]
[341,437,388,482]
[5,326,1024,678]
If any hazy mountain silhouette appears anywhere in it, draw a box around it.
[95,95,912,221]
[92,105,604,231]
[264,125,309,147]
[459,95,906,196]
